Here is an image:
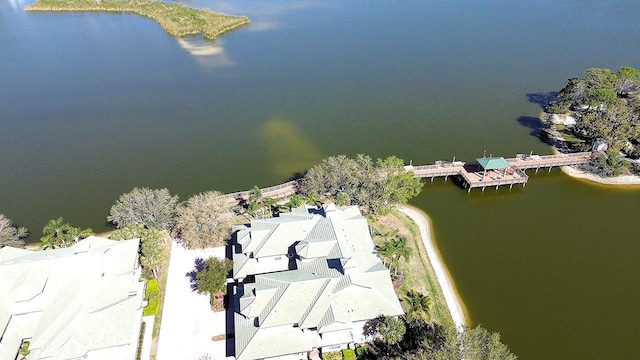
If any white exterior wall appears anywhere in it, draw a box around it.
[264,352,307,360]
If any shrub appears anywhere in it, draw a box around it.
[355,346,369,358]
[342,348,356,360]
[143,279,160,316]
[322,351,342,360]
[19,341,31,356]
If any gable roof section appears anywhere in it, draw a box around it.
[0,236,143,360]
[477,156,510,170]
[234,204,404,360]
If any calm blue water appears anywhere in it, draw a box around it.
[1,0,640,358]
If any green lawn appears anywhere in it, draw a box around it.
[373,210,454,327]
[149,237,172,360]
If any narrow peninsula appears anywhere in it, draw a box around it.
[26,0,250,40]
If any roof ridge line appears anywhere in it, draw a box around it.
[297,278,332,327]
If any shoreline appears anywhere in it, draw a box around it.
[549,147,640,186]
[398,205,468,329]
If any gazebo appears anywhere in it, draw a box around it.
[476,157,511,178]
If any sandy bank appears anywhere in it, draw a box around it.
[398,205,467,329]
[550,147,640,185]
[561,165,640,185]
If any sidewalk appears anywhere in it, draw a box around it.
[139,316,155,360]
[156,242,230,360]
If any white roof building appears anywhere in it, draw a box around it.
[232,204,403,360]
[0,236,145,360]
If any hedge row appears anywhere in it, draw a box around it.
[135,321,146,360]
[143,279,160,316]
[342,348,356,360]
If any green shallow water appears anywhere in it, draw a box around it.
[1,0,640,358]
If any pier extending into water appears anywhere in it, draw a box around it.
[224,151,594,202]
[409,151,592,192]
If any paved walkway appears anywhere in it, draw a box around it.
[139,316,155,360]
[156,243,230,360]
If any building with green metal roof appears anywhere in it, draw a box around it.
[232,204,404,360]
[476,156,510,170]
[0,236,145,360]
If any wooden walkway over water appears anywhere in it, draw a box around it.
[409,151,592,192]
[224,151,594,202]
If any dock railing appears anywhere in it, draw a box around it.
[222,151,594,202]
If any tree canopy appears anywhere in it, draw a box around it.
[301,154,423,215]
[194,256,233,296]
[175,191,234,249]
[0,214,28,248]
[108,187,179,230]
[403,290,433,321]
[549,66,640,113]
[110,222,166,277]
[359,318,516,360]
[378,316,407,345]
[547,66,640,154]
[427,325,517,360]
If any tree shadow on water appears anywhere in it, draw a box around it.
[186,257,206,292]
[517,115,566,149]
[526,91,557,109]
[517,116,545,135]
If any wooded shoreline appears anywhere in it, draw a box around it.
[26,0,250,40]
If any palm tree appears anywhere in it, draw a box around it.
[66,226,95,244]
[264,197,278,217]
[246,185,265,219]
[41,217,71,249]
[403,290,433,321]
[286,194,303,210]
[141,238,166,278]
[378,316,406,345]
[305,193,322,207]
[40,217,94,249]
[394,236,412,262]
[378,236,412,276]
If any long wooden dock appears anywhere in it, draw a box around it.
[408,151,591,192]
[224,151,594,202]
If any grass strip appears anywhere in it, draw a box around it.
[26,0,250,40]
[374,210,454,327]
[149,237,172,360]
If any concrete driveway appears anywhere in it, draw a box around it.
[156,242,231,360]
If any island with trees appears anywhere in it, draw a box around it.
[26,0,250,40]
[542,66,640,183]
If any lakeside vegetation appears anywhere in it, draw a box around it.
[301,154,423,215]
[26,0,250,40]
[544,66,640,176]
[373,211,452,326]
[1,153,516,359]
[0,214,28,249]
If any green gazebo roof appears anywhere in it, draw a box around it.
[476,157,510,170]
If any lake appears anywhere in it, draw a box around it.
[1,0,640,358]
